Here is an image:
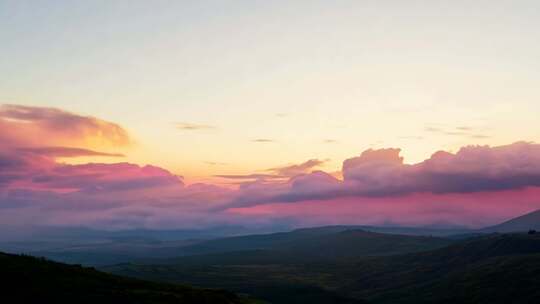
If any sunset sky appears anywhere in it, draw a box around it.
[1,1,540,231]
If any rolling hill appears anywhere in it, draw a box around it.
[174,227,454,259]
[106,233,540,304]
[0,251,258,304]
[481,209,540,233]
[14,226,456,266]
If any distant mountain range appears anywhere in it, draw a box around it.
[170,227,454,259]
[481,209,540,233]
[3,208,540,267]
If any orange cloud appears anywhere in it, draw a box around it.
[17,147,125,158]
[0,104,131,151]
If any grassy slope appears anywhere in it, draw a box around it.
[334,233,540,303]
[106,233,540,304]
[481,209,540,232]
[0,252,259,304]
[177,228,453,259]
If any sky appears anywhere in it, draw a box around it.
[1,1,540,231]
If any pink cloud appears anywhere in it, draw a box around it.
[0,105,235,229]
[228,187,540,229]
[2,104,540,230]
[0,104,130,149]
[0,148,181,194]
[228,142,540,208]
[343,141,540,195]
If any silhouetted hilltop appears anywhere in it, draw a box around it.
[481,209,540,232]
[176,227,453,259]
[0,252,257,304]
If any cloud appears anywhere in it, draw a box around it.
[228,187,540,229]
[205,161,228,166]
[0,105,178,194]
[471,134,491,139]
[0,149,182,193]
[0,104,131,149]
[251,139,275,143]
[424,124,490,138]
[214,174,282,180]
[268,159,327,177]
[3,141,540,230]
[175,122,216,130]
[214,159,327,183]
[342,142,540,195]
[228,142,540,208]
[2,104,540,230]
[17,146,124,158]
[398,136,424,140]
[0,105,237,230]
[32,163,183,193]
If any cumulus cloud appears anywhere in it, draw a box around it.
[228,142,540,207]
[0,105,180,194]
[0,104,131,149]
[342,141,540,195]
[334,141,540,197]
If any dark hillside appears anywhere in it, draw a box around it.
[481,209,540,233]
[177,227,453,259]
[0,252,257,304]
[106,233,540,304]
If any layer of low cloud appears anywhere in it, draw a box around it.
[214,173,282,180]
[3,140,540,229]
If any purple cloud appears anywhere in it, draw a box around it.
[228,142,540,207]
